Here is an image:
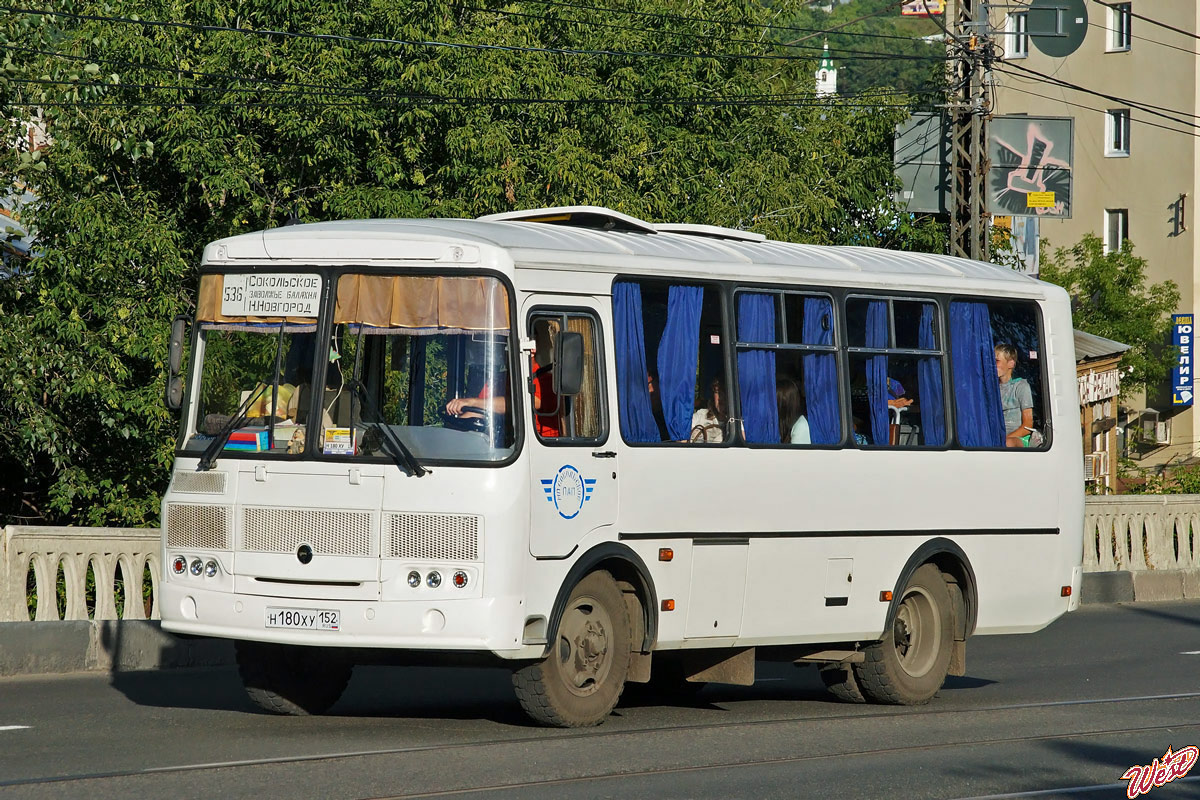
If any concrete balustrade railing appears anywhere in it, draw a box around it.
[1082,495,1200,573]
[0,526,160,623]
[1,498,1198,625]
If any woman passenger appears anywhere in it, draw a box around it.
[777,376,811,445]
[690,377,727,443]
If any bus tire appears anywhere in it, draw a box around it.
[820,665,866,703]
[512,570,631,727]
[853,564,952,705]
[236,641,352,716]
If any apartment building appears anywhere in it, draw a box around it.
[990,1,1200,466]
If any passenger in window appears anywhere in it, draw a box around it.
[530,323,561,438]
[647,371,669,441]
[776,376,811,445]
[851,417,869,446]
[530,350,561,438]
[887,378,913,411]
[995,343,1035,447]
[690,377,727,443]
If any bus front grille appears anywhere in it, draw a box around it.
[169,471,227,494]
[166,503,231,550]
[242,508,374,557]
[385,513,480,561]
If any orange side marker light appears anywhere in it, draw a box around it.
[661,599,675,612]
[659,548,674,562]
[1061,585,1072,597]
[879,590,893,602]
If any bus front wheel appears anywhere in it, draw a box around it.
[512,570,631,727]
[854,564,952,705]
[236,641,352,715]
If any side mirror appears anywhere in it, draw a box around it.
[553,332,584,396]
[165,314,189,411]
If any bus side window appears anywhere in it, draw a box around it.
[735,290,842,446]
[527,311,606,443]
[846,297,946,448]
[950,299,1046,449]
[612,280,725,444]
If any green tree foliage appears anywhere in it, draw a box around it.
[0,0,937,525]
[1038,234,1180,394]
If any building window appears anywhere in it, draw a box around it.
[1105,209,1129,253]
[1007,12,1029,58]
[1105,109,1130,156]
[1108,3,1131,52]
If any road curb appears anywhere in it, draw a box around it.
[0,620,234,678]
[1081,568,1200,605]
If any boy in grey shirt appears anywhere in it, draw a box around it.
[995,343,1034,447]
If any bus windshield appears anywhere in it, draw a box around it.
[181,272,516,464]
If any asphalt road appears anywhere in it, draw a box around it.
[2,602,1200,800]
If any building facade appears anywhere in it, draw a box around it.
[989,1,1200,466]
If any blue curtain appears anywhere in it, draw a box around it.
[613,282,661,443]
[865,300,889,447]
[737,293,778,444]
[950,301,1005,447]
[917,304,946,446]
[801,296,840,445]
[657,285,704,441]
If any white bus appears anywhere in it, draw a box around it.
[161,206,1083,727]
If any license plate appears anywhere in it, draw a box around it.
[265,607,340,631]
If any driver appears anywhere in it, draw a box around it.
[445,323,560,438]
[445,378,507,419]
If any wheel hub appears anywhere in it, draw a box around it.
[558,599,613,695]
[894,613,913,658]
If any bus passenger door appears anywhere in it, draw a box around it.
[523,300,618,558]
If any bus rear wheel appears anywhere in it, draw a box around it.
[236,641,352,716]
[512,570,631,727]
[820,664,866,703]
[854,564,952,705]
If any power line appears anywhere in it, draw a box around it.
[7,96,925,110]
[7,74,931,103]
[785,0,908,45]
[997,63,1200,120]
[0,5,939,66]
[995,61,1200,132]
[1000,83,1200,140]
[3,56,942,109]
[3,73,933,109]
[1085,21,1198,57]
[457,4,946,62]
[523,0,938,45]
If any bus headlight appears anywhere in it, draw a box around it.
[407,570,421,588]
[204,560,219,578]
[189,559,203,576]
[426,571,442,588]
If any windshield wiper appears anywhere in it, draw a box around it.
[198,384,270,471]
[344,378,428,477]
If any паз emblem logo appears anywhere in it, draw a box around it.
[1122,746,1198,798]
[540,465,596,520]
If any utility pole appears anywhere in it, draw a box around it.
[947,0,994,262]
